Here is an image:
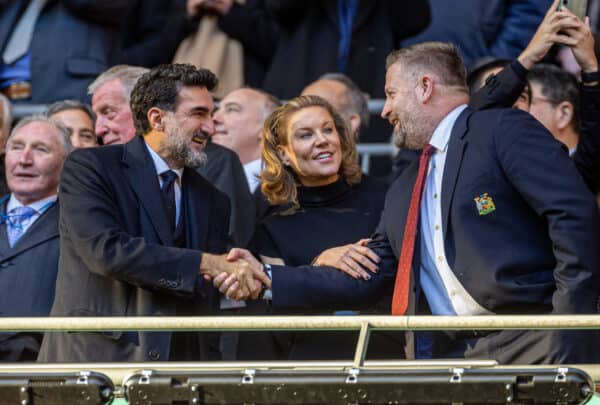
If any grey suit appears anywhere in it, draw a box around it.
[38,136,230,362]
[0,196,59,361]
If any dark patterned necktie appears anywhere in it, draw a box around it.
[160,170,178,231]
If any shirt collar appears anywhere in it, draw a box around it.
[7,194,57,214]
[243,158,262,173]
[144,141,183,182]
[429,104,468,153]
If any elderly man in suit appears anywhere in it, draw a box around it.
[0,115,71,361]
[39,64,266,363]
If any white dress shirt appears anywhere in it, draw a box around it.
[145,142,183,225]
[6,193,57,236]
[419,104,493,316]
[243,159,262,193]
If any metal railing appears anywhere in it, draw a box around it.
[2,315,600,383]
[1,314,599,403]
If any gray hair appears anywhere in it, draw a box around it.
[8,115,73,156]
[318,73,370,127]
[88,65,150,102]
[241,86,282,120]
[0,93,12,139]
[46,99,96,124]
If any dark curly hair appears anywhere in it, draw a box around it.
[130,64,218,135]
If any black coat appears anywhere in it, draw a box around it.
[262,0,430,98]
[38,136,230,362]
[0,0,133,103]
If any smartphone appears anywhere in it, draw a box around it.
[557,0,589,21]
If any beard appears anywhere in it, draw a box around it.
[392,108,432,150]
[160,127,208,168]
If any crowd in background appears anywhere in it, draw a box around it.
[0,0,599,365]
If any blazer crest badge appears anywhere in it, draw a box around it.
[474,193,496,215]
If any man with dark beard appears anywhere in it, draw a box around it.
[39,64,266,363]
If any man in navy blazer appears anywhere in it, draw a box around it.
[0,115,71,361]
[38,64,265,363]
[373,42,600,364]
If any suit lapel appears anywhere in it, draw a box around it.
[0,1,24,51]
[352,1,376,31]
[441,108,472,238]
[182,169,209,250]
[122,136,173,246]
[2,202,59,260]
[0,196,10,255]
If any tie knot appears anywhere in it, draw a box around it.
[422,144,435,157]
[160,170,178,187]
[8,206,36,225]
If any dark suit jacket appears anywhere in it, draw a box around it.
[0,196,59,361]
[470,59,600,196]
[262,0,430,98]
[401,0,551,69]
[379,107,600,363]
[38,136,230,362]
[121,0,189,68]
[0,0,133,103]
[198,142,256,247]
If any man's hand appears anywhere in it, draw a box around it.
[199,250,267,300]
[563,15,599,74]
[313,239,380,280]
[209,249,271,301]
[518,0,581,70]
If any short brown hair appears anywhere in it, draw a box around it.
[261,95,361,206]
[386,42,468,92]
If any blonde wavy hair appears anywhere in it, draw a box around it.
[261,95,362,206]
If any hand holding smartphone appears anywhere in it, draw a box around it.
[557,0,589,21]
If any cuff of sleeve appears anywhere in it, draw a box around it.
[511,59,529,81]
[260,263,273,300]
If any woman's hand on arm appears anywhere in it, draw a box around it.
[313,239,380,280]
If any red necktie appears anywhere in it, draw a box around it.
[391,145,435,315]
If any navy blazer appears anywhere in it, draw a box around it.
[38,136,230,362]
[0,0,133,103]
[378,107,600,315]
[0,196,59,361]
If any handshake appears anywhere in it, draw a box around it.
[199,248,271,301]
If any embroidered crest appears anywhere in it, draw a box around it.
[474,193,496,215]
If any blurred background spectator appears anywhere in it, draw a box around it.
[262,0,430,100]
[0,0,133,104]
[402,0,553,70]
[174,0,278,98]
[0,93,11,196]
[46,99,98,148]
[121,0,190,68]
